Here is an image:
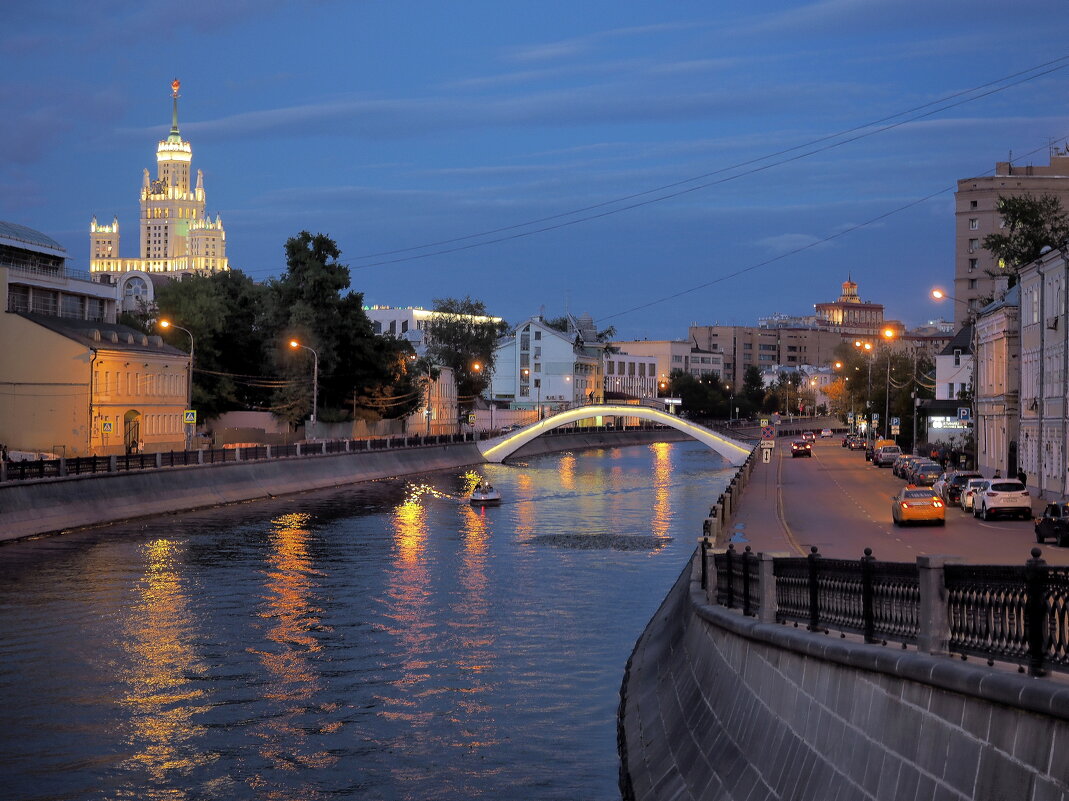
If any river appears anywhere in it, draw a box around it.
[0,441,732,801]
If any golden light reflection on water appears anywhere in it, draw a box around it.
[558,452,576,490]
[250,511,337,785]
[514,472,536,537]
[119,537,208,792]
[650,442,673,540]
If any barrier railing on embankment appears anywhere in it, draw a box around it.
[701,543,1069,678]
[0,423,674,484]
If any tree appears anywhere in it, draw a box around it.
[742,366,765,410]
[983,194,1069,287]
[425,296,507,408]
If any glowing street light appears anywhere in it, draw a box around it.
[289,339,319,426]
[159,318,193,450]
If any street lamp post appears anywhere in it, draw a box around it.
[159,319,193,451]
[854,340,874,438]
[881,328,896,439]
[289,340,319,427]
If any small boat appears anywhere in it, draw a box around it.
[469,481,502,506]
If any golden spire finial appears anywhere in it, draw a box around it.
[171,78,181,97]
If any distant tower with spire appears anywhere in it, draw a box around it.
[90,78,229,277]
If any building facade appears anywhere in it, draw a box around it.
[974,288,1020,478]
[1018,248,1068,497]
[603,351,660,400]
[610,340,722,389]
[1,222,190,456]
[954,148,1069,325]
[90,79,229,278]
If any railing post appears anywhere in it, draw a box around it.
[1025,547,1049,677]
[322,441,327,455]
[700,537,710,589]
[197,449,204,465]
[266,445,272,459]
[0,460,6,483]
[58,457,67,477]
[916,555,956,655]
[861,548,876,643]
[724,544,736,609]
[741,545,754,616]
[154,452,162,469]
[757,553,777,623]
[108,455,117,473]
[807,546,821,631]
[296,443,302,457]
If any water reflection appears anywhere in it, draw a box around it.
[250,512,336,794]
[651,442,673,541]
[118,537,208,795]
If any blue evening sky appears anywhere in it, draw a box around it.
[3,1,1067,340]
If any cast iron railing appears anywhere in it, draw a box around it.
[709,544,1064,677]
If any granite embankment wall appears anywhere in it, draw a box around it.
[618,559,1069,801]
[0,428,689,542]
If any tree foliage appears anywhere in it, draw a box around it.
[148,230,424,427]
[426,296,507,407]
[983,194,1069,286]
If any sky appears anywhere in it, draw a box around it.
[3,0,1069,341]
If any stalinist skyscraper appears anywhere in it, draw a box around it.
[90,79,229,277]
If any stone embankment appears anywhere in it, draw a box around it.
[618,458,1069,801]
[0,428,687,543]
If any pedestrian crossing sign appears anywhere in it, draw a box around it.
[100,421,113,434]
[184,410,196,424]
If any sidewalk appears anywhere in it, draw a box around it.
[724,446,803,556]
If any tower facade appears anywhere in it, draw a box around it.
[90,79,229,276]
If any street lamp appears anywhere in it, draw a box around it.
[289,339,319,427]
[854,340,874,437]
[159,318,193,451]
[882,327,896,439]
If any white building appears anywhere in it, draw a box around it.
[492,315,602,413]
[610,340,722,387]
[1018,247,1068,497]
[90,79,229,278]
[365,305,502,356]
[974,287,1020,478]
[603,351,659,400]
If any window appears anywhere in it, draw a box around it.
[534,331,541,340]
[533,362,541,373]
[968,258,977,272]
[672,355,683,363]
[970,200,978,209]
[953,349,962,367]
[968,238,979,253]
[968,279,977,289]
[969,218,979,230]
[638,363,646,377]
[606,361,615,375]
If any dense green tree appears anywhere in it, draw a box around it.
[264,231,420,425]
[983,194,1069,287]
[668,370,729,419]
[425,296,508,408]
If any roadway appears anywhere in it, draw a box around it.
[736,434,1069,566]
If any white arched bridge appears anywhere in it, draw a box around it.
[477,404,755,466]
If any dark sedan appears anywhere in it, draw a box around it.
[790,440,812,458]
[1035,503,1069,546]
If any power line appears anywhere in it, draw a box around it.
[344,55,1069,270]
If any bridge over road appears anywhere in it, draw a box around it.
[619,437,1069,801]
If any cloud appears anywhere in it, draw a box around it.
[755,233,831,254]
[503,22,704,63]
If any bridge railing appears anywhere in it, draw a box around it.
[707,544,1067,677]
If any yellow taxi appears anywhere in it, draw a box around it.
[891,485,946,526]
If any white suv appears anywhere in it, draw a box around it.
[973,480,1031,520]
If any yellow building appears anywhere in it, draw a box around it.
[89,78,229,277]
[1,221,190,456]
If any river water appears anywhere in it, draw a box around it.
[0,441,731,801]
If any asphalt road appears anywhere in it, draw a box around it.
[777,437,1069,566]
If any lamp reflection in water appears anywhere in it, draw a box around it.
[650,442,673,541]
[252,511,337,779]
[119,537,207,791]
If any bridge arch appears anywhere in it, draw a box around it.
[477,404,754,466]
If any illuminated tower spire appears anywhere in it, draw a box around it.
[168,78,181,143]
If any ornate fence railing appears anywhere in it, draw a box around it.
[708,544,1065,677]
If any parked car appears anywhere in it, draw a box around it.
[904,459,938,484]
[973,480,1031,521]
[939,471,984,505]
[891,486,946,526]
[893,454,922,478]
[911,463,943,486]
[820,428,833,438]
[960,479,989,512]
[873,445,902,468]
[1035,503,1069,546]
[790,440,812,458]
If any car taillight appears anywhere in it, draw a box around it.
[985,491,996,497]
[1022,490,1029,496]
